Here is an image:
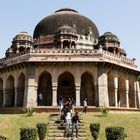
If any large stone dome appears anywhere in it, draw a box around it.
[33,8,99,39]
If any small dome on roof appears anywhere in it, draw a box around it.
[9,32,33,55]
[13,31,33,42]
[99,32,120,43]
[56,25,77,34]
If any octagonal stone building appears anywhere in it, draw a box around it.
[0,8,140,109]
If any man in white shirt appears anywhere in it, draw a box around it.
[38,92,43,106]
[65,109,71,136]
[83,98,87,114]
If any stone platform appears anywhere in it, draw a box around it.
[0,106,139,114]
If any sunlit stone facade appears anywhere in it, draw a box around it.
[0,8,140,109]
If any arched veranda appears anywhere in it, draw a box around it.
[37,71,52,106]
[5,75,15,107]
[17,73,25,107]
[57,72,76,102]
[80,72,95,106]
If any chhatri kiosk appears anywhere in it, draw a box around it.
[0,8,140,110]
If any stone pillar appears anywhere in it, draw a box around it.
[2,89,6,107]
[69,42,72,49]
[125,79,129,108]
[98,66,109,107]
[134,81,137,108]
[14,78,18,107]
[136,81,140,108]
[61,41,63,49]
[14,87,18,107]
[2,79,6,107]
[52,71,58,106]
[75,83,80,106]
[24,64,37,107]
[114,76,118,107]
[52,82,57,106]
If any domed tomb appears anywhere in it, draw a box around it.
[33,8,99,47]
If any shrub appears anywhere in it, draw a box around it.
[25,107,35,117]
[36,123,47,140]
[105,126,127,140]
[20,128,37,140]
[99,107,109,116]
[0,135,7,140]
[90,123,100,140]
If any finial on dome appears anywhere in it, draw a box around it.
[55,8,78,13]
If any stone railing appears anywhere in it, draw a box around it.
[0,48,136,67]
[102,50,135,65]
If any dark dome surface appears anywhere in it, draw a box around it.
[33,8,99,39]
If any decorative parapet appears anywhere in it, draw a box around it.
[0,48,137,70]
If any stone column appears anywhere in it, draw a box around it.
[114,75,118,107]
[24,64,37,107]
[69,42,72,49]
[125,79,129,108]
[2,89,6,107]
[61,41,63,49]
[14,87,18,107]
[134,81,137,108]
[98,66,109,107]
[136,81,140,108]
[2,79,6,107]
[14,77,18,107]
[75,83,80,106]
[52,71,58,107]
[52,82,57,106]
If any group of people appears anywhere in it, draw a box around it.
[59,96,88,138]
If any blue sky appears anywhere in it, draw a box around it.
[0,0,140,67]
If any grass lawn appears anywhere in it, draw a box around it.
[0,111,140,140]
[0,113,50,140]
[82,111,140,140]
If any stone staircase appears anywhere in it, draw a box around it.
[47,114,87,140]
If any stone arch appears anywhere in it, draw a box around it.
[57,71,75,102]
[108,72,115,106]
[80,72,95,106]
[129,77,135,108]
[0,78,3,107]
[37,71,52,106]
[17,73,25,107]
[5,75,15,107]
[118,74,126,107]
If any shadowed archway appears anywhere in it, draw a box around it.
[129,77,135,108]
[108,72,115,107]
[80,72,95,106]
[17,73,25,107]
[118,75,126,107]
[38,71,52,106]
[57,72,75,102]
[0,78,3,107]
[5,75,15,107]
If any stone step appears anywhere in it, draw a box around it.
[48,123,84,126]
[50,118,84,123]
[47,136,87,140]
[48,125,84,130]
[48,132,86,137]
[47,113,87,140]
[48,129,86,133]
